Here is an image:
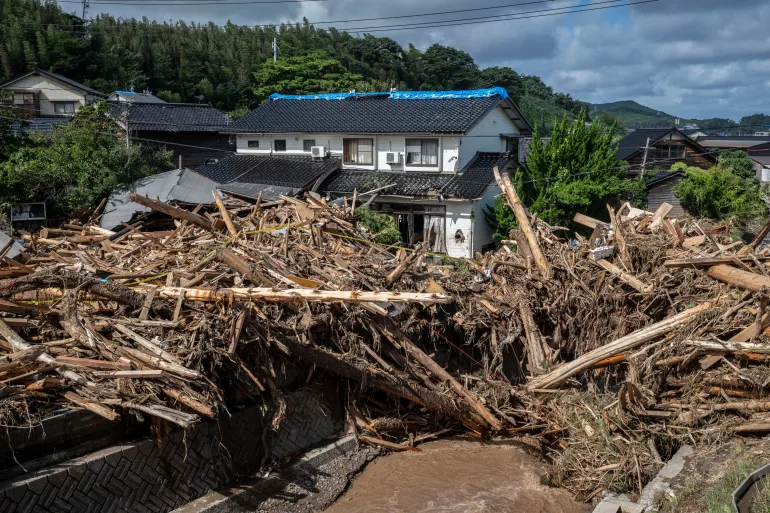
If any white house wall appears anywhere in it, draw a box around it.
[2,74,87,115]
[471,185,501,254]
[236,133,462,173]
[460,105,520,168]
[445,200,474,259]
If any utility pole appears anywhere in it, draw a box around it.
[640,137,651,179]
[272,37,278,62]
[81,0,90,20]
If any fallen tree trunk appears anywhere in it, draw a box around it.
[130,194,212,231]
[528,302,713,390]
[708,265,770,292]
[595,259,651,293]
[493,167,551,278]
[135,285,451,305]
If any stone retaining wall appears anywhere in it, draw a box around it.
[0,382,343,513]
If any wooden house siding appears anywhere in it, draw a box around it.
[626,139,715,176]
[647,176,685,218]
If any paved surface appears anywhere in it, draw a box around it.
[172,436,378,513]
[0,385,344,513]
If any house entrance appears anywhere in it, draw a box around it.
[373,203,447,253]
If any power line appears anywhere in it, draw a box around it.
[6,0,658,35]
[58,0,325,4]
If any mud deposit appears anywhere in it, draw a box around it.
[325,439,589,513]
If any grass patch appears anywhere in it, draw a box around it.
[702,458,762,513]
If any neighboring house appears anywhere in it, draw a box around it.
[0,68,105,116]
[681,128,708,139]
[698,136,770,181]
[109,102,234,169]
[208,87,532,257]
[9,115,70,136]
[616,127,717,176]
[108,90,166,104]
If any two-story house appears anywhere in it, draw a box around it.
[0,68,105,116]
[194,88,532,257]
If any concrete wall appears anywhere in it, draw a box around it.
[0,384,344,513]
[471,185,501,254]
[445,200,474,259]
[2,73,90,116]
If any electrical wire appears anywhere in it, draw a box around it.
[57,0,326,4]
[6,0,659,35]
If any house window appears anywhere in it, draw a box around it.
[343,138,374,165]
[274,139,287,152]
[12,93,35,106]
[53,101,76,114]
[247,140,260,148]
[655,145,685,159]
[303,139,316,152]
[406,139,439,166]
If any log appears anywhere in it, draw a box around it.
[708,265,770,292]
[518,298,547,374]
[212,191,239,237]
[120,346,201,379]
[216,248,272,286]
[135,286,451,305]
[93,370,164,378]
[130,194,212,230]
[162,388,216,418]
[112,323,182,365]
[607,205,631,271]
[528,303,712,390]
[734,422,770,433]
[0,318,86,384]
[664,256,770,268]
[685,339,770,353]
[386,243,427,286]
[273,336,474,425]
[63,391,120,421]
[494,167,551,278]
[56,356,132,371]
[573,213,608,230]
[595,259,652,293]
[377,322,503,431]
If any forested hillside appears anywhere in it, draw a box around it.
[590,100,770,133]
[0,0,586,131]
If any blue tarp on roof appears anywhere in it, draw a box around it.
[268,87,508,102]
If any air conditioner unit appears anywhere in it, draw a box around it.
[385,152,400,164]
[311,146,327,158]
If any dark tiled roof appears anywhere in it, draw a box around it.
[10,115,69,135]
[321,170,454,197]
[110,102,231,132]
[230,93,503,134]
[616,128,675,160]
[445,152,512,197]
[196,155,340,190]
[320,152,512,199]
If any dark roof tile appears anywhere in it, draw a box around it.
[445,152,512,197]
[615,128,677,160]
[196,155,340,190]
[230,90,507,134]
[110,102,231,132]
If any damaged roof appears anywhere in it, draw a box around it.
[196,154,340,190]
[230,88,531,135]
[109,102,231,132]
[320,152,512,199]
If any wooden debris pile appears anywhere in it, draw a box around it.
[2,173,770,501]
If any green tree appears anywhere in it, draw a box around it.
[513,110,642,227]
[355,206,401,246]
[420,44,479,90]
[156,90,182,103]
[484,196,518,240]
[673,162,767,220]
[0,102,173,218]
[717,150,755,180]
[479,66,524,102]
[252,52,362,103]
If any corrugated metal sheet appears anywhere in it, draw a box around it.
[100,169,218,229]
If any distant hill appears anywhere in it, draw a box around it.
[590,101,678,128]
[590,101,770,134]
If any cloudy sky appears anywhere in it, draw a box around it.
[55,0,770,121]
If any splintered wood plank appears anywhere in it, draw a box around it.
[56,356,132,371]
[63,391,120,421]
[138,288,157,321]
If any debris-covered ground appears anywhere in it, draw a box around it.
[3,175,770,503]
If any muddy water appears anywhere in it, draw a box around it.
[326,439,589,513]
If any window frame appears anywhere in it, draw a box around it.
[343,138,374,166]
[247,140,260,148]
[274,139,287,152]
[656,144,685,159]
[405,138,439,167]
[53,101,76,114]
[303,139,316,152]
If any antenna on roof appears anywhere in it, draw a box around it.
[81,0,90,20]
